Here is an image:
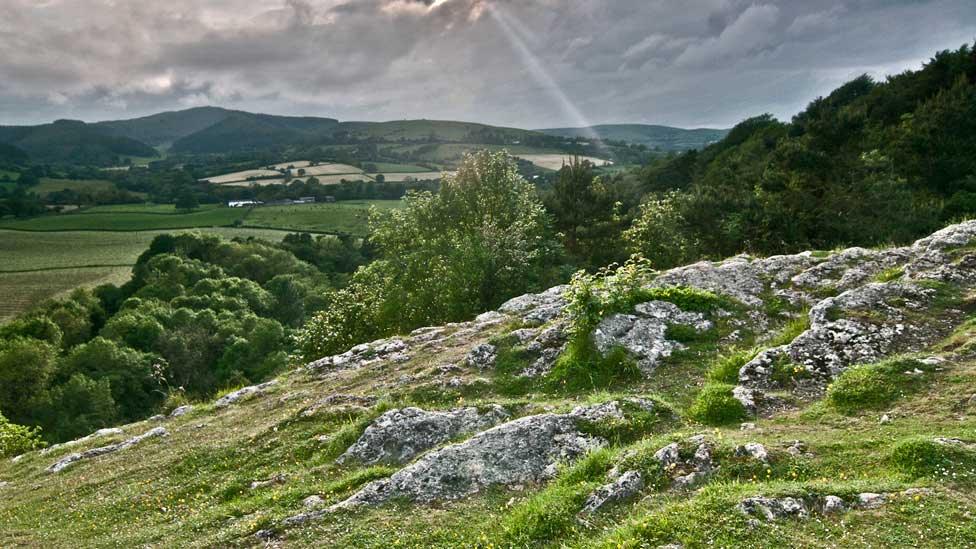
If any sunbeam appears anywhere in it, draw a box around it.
[484,2,603,145]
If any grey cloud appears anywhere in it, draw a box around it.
[0,0,973,128]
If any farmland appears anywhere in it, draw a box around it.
[513,153,612,170]
[31,178,118,196]
[0,204,245,231]
[0,227,297,321]
[242,199,403,236]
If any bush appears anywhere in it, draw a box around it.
[546,338,643,392]
[640,286,731,313]
[0,411,45,458]
[707,348,759,384]
[688,384,748,425]
[826,357,933,414]
[891,437,976,479]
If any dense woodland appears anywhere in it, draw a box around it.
[1,44,975,447]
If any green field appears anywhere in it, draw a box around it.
[243,200,403,236]
[0,227,298,321]
[0,206,245,231]
[367,162,431,173]
[31,178,118,196]
[0,170,19,181]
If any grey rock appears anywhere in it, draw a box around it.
[213,381,277,408]
[734,442,769,463]
[303,495,325,508]
[498,285,569,324]
[250,474,287,490]
[672,470,708,490]
[738,496,808,520]
[327,407,609,510]
[823,495,845,514]
[306,338,410,372]
[301,394,377,418]
[593,301,713,374]
[0,481,8,489]
[732,386,758,413]
[338,405,510,465]
[653,443,680,468]
[47,427,167,473]
[857,492,886,509]
[580,471,643,514]
[692,443,714,471]
[169,405,193,418]
[41,427,124,455]
[465,343,497,369]
[740,422,756,430]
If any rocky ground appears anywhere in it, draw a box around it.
[2,221,976,548]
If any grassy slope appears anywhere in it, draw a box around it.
[242,200,403,236]
[1,281,974,547]
[3,231,976,547]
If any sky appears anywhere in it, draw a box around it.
[0,0,973,129]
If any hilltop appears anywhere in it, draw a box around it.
[2,219,975,547]
[536,124,729,151]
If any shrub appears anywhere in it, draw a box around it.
[826,357,933,414]
[707,348,759,385]
[766,314,810,347]
[891,437,976,479]
[564,256,655,340]
[688,384,748,425]
[0,411,45,458]
[875,266,906,282]
[640,286,731,313]
[546,338,643,392]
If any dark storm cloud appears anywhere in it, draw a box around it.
[0,0,973,128]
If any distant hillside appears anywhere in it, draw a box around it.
[170,111,340,154]
[0,119,157,166]
[96,106,234,147]
[536,124,728,151]
[0,142,28,164]
[6,108,585,160]
[338,119,539,143]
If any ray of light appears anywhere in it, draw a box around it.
[484,3,603,144]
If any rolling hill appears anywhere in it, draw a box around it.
[4,107,720,161]
[536,124,729,151]
[0,119,157,166]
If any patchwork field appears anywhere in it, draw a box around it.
[514,153,612,170]
[372,172,446,182]
[269,161,312,170]
[202,169,282,184]
[301,164,363,176]
[243,200,403,236]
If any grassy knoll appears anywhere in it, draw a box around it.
[243,200,404,236]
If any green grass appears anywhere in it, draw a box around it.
[30,178,117,197]
[825,357,936,414]
[81,203,221,214]
[243,200,404,236]
[687,383,749,425]
[0,207,244,231]
[366,163,431,173]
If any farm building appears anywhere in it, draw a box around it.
[228,200,261,208]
